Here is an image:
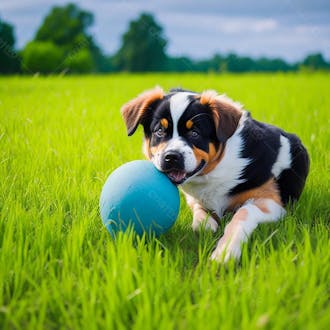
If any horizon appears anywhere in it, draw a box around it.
[0,0,329,62]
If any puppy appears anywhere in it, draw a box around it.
[121,87,309,262]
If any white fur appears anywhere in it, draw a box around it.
[272,135,292,177]
[164,138,197,173]
[150,92,197,174]
[151,137,198,174]
[210,199,286,262]
[169,92,195,137]
[151,147,164,171]
[185,194,219,232]
[191,203,219,232]
[182,111,251,217]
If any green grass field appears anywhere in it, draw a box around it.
[0,73,329,329]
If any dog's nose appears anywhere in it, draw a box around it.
[163,151,184,170]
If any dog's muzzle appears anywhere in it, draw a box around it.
[161,151,205,185]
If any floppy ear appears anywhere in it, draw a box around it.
[121,87,164,136]
[199,90,243,143]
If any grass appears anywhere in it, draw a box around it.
[0,73,329,329]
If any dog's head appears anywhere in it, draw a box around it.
[121,87,243,184]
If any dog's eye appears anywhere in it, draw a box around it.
[190,129,199,138]
[155,127,166,138]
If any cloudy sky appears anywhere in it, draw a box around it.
[0,0,329,62]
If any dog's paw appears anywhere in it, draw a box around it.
[210,238,242,263]
[192,216,218,233]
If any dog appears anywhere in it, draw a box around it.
[120,87,309,262]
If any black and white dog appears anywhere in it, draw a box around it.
[121,87,309,262]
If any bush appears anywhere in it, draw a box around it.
[63,48,95,73]
[21,41,64,74]
[0,18,21,74]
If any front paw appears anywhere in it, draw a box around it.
[210,237,242,263]
[192,216,218,233]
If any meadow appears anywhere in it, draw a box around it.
[0,73,329,329]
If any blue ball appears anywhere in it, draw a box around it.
[100,160,180,236]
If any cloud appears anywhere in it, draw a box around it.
[0,0,329,61]
[160,13,278,34]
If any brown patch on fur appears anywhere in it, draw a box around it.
[160,118,168,129]
[199,90,218,105]
[221,208,249,242]
[121,87,164,136]
[254,199,271,213]
[192,146,209,165]
[149,142,167,159]
[202,143,225,174]
[199,90,243,143]
[186,120,193,130]
[192,143,225,175]
[228,178,282,212]
[143,137,152,160]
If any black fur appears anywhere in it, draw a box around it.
[148,97,218,155]
[276,132,310,204]
[148,98,172,146]
[178,100,218,153]
[229,114,309,205]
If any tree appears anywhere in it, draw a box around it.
[23,3,110,73]
[21,41,64,74]
[35,3,93,48]
[166,56,195,72]
[252,57,293,72]
[302,53,329,71]
[0,18,20,73]
[114,13,168,72]
[63,48,94,73]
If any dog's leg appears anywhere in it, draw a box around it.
[185,194,219,232]
[210,198,286,263]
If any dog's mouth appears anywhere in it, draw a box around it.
[165,160,206,185]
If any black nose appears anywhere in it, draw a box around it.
[162,151,184,170]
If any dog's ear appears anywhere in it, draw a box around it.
[121,87,164,136]
[199,90,243,143]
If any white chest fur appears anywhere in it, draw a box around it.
[181,126,250,217]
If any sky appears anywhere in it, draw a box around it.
[0,0,329,62]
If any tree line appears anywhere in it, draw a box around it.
[0,3,329,74]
